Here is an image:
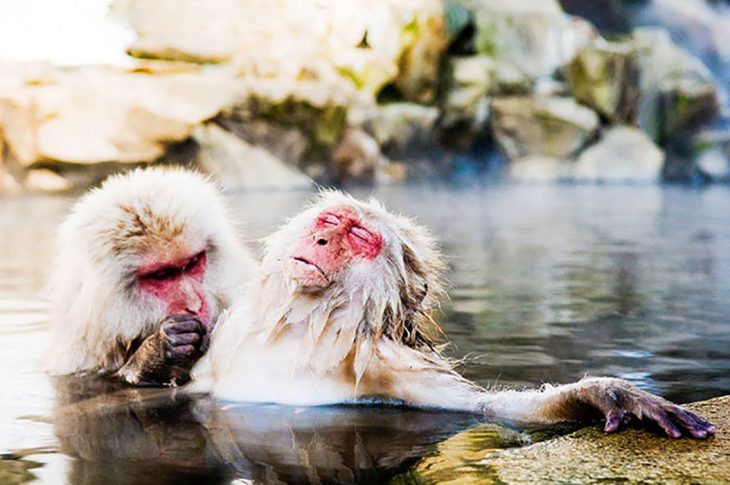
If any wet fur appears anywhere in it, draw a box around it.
[47,167,256,376]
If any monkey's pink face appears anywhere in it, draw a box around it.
[287,207,383,290]
[136,249,212,326]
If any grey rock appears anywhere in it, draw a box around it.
[490,96,600,160]
[193,123,311,191]
[565,40,640,123]
[573,126,665,183]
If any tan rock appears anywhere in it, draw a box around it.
[480,395,730,484]
[0,63,243,166]
[573,126,665,183]
[632,28,719,141]
[119,0,448,103]
[473,0,596,80]
[565,40,640,123]
[193,123,311,191]
[490,96,600,160]
[332,127,388,182]
[406,395,730,484]
[23,168,72,193]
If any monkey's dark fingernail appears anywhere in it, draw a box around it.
[170,320,201,333]
[604,412,623,432]
[170,333,200,345]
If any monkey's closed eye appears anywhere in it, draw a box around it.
[320,214,341,226]
[145,267,179,281]
[184,251,205,272]
[350,225,374,243]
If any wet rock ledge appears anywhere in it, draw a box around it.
[481,395,730,484]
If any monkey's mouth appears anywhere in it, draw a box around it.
[291,257,327,279]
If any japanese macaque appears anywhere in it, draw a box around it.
[193,191,715,439]
[47,167,256,386]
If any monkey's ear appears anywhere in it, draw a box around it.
[401,243,430,310]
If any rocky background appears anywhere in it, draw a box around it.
[0,0,728,194]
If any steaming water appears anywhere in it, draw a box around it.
[1,185,729,483]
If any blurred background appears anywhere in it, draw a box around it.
[0,0,728,192]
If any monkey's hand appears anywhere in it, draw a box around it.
[115,315,206,387]
[567,377,715,438]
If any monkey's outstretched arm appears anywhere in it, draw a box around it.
[370,345,715,439]
[115,315,206,387]
[479,377,715,438]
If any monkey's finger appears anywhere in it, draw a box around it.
[604,410,625,433]
[646,408,682,438]
[168,332,201,346]
[163,318,204,335]
[166,344,197,360]
[670,408,715,438]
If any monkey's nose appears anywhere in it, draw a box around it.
[316,237,328,246]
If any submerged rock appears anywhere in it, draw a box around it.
[490,96,599,160]
[565,40,640,123]
[573,126,665,183]
[480,395,730,484]
[192,123,311,190]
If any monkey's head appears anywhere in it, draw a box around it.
[49,167,255,373]
[261,190,445,347]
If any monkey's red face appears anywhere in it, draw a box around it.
[136,249,212,326]
[287,207,383,290]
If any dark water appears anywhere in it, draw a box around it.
[1,184,729,483]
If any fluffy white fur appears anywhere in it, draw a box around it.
[47,167,256,375]
[192,190,486,408]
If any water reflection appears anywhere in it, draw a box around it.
[50,376,511,484]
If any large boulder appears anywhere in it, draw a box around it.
[490,96,599,160]
[117,0,448,103]
[0,63,243,166]
[573,126,665,183]
[193,123,311,190]
[564,40,640,123]
[632,28,719,143]
[473,0,596,80]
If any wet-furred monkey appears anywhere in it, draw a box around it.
[193,191,715,439]
[47,168,256,386]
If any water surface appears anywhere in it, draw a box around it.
[1,184,728,483]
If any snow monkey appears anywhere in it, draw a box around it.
[47,168,256,386]
[193,190,715,439]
